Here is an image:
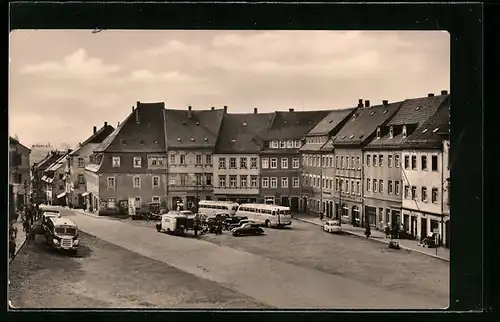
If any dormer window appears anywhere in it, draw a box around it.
[432,128,439,133]
[389,126,394,139]
[402,125,407,138]
[376,127,381,139]
[270,141,279,148]
[279,141,286,148]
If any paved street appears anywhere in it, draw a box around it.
[9,206,449,309]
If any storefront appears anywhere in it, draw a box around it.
[364,206,377,227]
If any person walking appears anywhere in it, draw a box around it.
[364,222,371,239]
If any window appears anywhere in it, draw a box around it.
[356,156,360,168]
[329,156,334,168]
[170,155,176,164]
[78,157,85,168]
[262,158,269,169]
[335,179,339,191]
[196,154,202,165]
[180,174,186,186]
[322,178,326,188]
[376,127,381,138]
[395,181,400,195]
[77,174,85,184]
[336,156,339,168]
[107,177,115,189]
[421,187,428,202]
[421,155,428,170]
[195,174,202,186]
[279,141,286,148]
[206,154,212,165]
[152,176,160,188]
[292,158,299,169]
[262,177,269,188]
[431,155,438,171]
[271,141,279,148]
[250,157,257,169]
[287,140,294,148]
[133,176,141,188]
[373,155,377,167]
[112,157,120,167]
[281,177,289,188]
[340,156,344,168]
[134,197,141,208]
[152,196,160,203]
[411,156,417,170]
[281,158,288,169]
[219,175,226,187]
[366,178,371,191]
[219,157,226,169]
[294,140,301,148]
[293,177,300,187]
[388,155,393,168]
[373,179,378,193]
[404,155,410,169]
[180,154,186,165]
[389,126,394,139]
[351,157,355,169]
[379,155,383,167]
[402,125,407,138]
[356,181,360,194]
[229,175,237,187]
[229,157,237,169]
[388,180,393,194]
[206,175,212,186]
[107,197,116,209]
[240,176,247,187]
[270,177,278,188]
[411,186,417,200]
[134,157,142,168]
[432,188,439,203]
[345,180,350,193]
[271,158,278,169]
[367,154,371,166]
[395,154,400,167]
[351,180,355,194]
[379,180,384,193]
[251,176,258,187]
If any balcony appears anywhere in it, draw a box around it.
[213,186,259,195]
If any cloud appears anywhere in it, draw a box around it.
[129,69,205,82]
[21,48,121,79]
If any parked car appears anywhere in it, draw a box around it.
[224,216,248,229]
[232,223,265,237]
[322,220,342,234]
[228,219,252,231]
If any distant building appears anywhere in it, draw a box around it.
[41,150,72,205]
[30,142,54,166]
[31,151,64,204]
[9,137,31,210]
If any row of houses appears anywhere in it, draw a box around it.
[9,136,31,214]
[30,91,450,246]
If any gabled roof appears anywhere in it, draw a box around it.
[365,94,449,149]
[403,98,450,149]
[165,108,225,149]
[9,137,31,151]
[259,110,331,141]
[35,152,64,171]
[45,151,71,172]
[70,124,115,156]
[332,101,403,146]
[214,112,274,154]
[306,108,356,136]
[94,102,166,153]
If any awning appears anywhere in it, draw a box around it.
[57,192,66,199]
[81,191,91,197]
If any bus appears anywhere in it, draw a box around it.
[198,200,239,217]
[235,203,292,228]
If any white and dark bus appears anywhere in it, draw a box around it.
[198,200,239,217]
[235,203,292,228]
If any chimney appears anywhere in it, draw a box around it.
[428,93,435,97]
[364,100,370,108]
[188,106,192,119]
[104,121,108,126]
[93,126,97,134]
[224,106,228,113]
[441,90,448,95]
[254,108,258,114]
[136,101,140,107]
[211,106,215,111]
[358,99,364,108]
[132,106,135,112]
[289,108,294,112]
[382,100,388,106]
[135,106,140,124]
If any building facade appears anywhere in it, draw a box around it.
[31,151,64,204]
[258,109,330,211]
[363,93,449,230]
[213,109,274,203]
[42,150,72,206]
[9,137,31,210]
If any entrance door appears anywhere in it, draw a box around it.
[290,197,299,212]
[421,217,428,239]
[281,196,290,207]
[303,197,308,212]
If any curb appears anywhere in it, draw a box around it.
[295,217,450,262]
[9,232,28,264]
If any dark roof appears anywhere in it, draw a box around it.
[71,124,115,155]
[9,137,31,151]
[215,113,274,153]
[332,102,403,146]
[35,152,64,172]
[402,98,450,148]
[259,110,331,141]
[306,108,356,136]
[365,94,449,149]
[165,108,225,149]
[95,102,166,153]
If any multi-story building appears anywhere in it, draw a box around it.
[85,102,168,214]
[258,109,330,211]
[65,122,115,208]
[31,151,64,204]
[164,106,225,211]
[299,108,356,217]
[362,92,449,230]
[41,150,72,205]
[401,98,450,245]
[9,137,31,210]
[213,108,274,203]
[331,99,402,226]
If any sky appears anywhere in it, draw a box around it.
[9,30,449,148]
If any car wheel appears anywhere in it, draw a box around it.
[266,220,271,228]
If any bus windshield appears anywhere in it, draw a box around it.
[279,210,291,216]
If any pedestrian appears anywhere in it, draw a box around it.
[9,236,16,259]
[384,223,391,238]
[9,221,18,239]
[364,223,371,238]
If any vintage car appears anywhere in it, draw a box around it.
[322,220,343,234]
[224,216,248,230]
[231,223,265,237]
[44,217,80,253]
[227,219,252,231]
[156,211,201,235]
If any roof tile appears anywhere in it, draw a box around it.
[259,110,331,141]
[306,108,356,136]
